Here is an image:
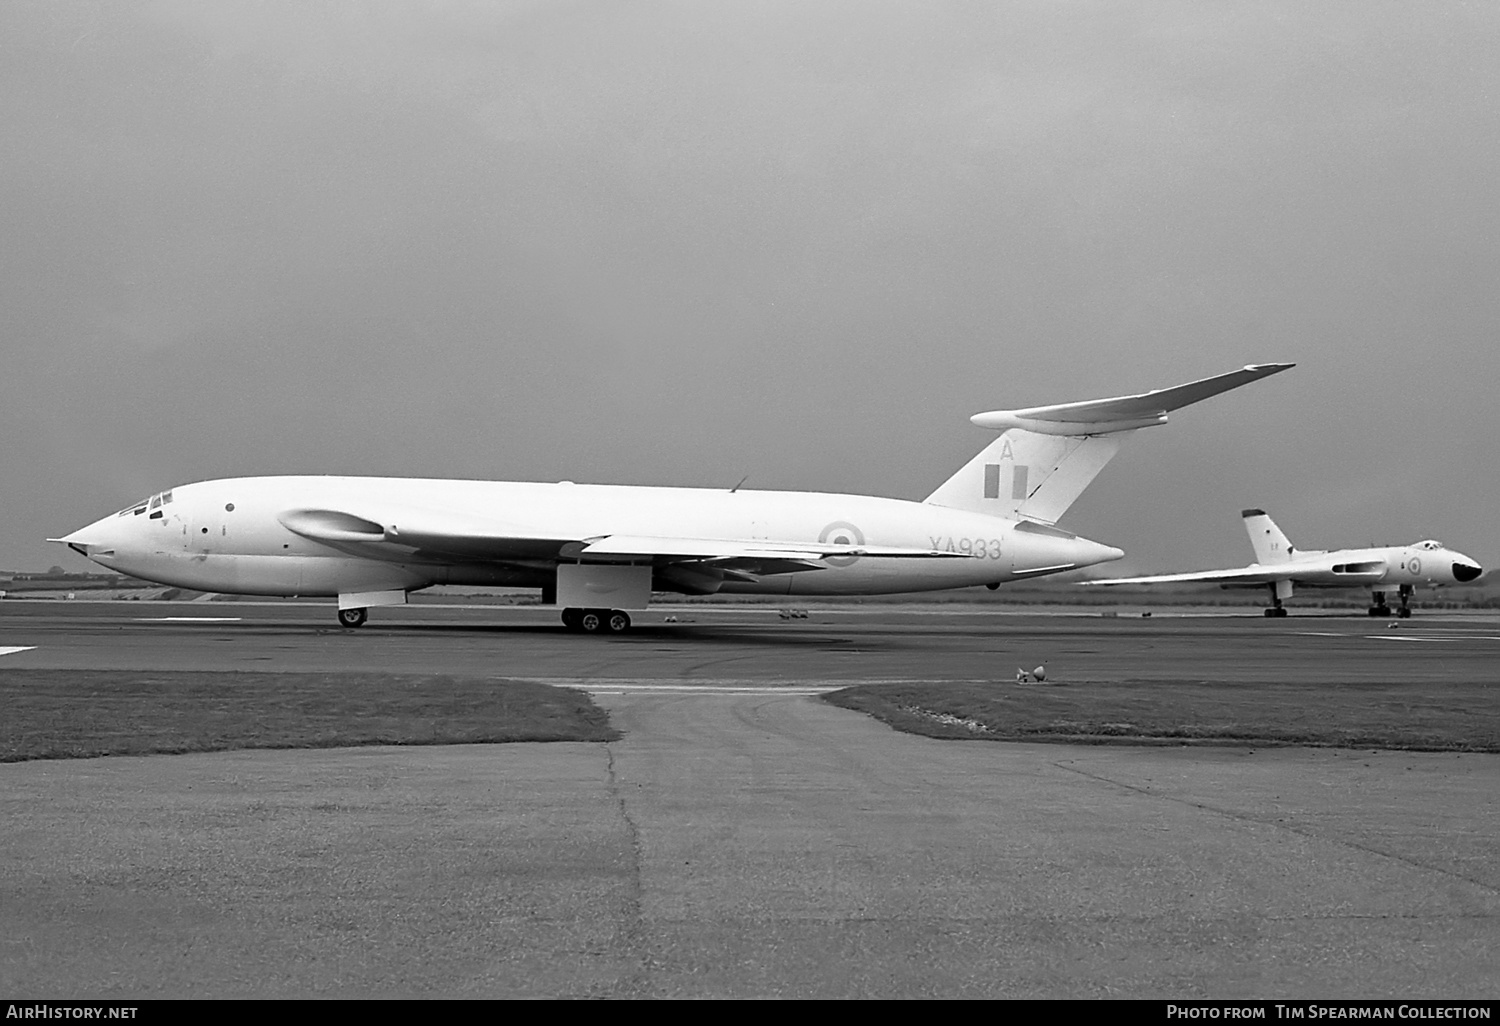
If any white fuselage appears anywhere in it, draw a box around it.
[61,476,1125,599]
[1263,543,1482,589]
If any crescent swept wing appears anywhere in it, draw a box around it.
[278,506,965,576]
[575,535,967,560]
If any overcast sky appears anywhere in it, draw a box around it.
[3,1,1497,576]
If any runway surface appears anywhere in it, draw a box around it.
[2,601,1498,997]
[5,599,1500,686]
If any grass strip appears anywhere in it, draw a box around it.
[0,669,617,762]
[823,679,1500,752]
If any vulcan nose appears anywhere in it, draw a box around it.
[1453,561,1483,583]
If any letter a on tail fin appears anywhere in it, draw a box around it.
[926,432,1129,524]
[1242,509,1295,564]
[924,364,1293,524]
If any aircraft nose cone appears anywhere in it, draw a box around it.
[50,516,124,558]
[1453,561,1483,583]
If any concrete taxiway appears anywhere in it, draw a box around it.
[1,601,1498,998]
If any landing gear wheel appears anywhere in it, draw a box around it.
[1398,607,1412,618]
[337,607,368,628]
[605,609,632,633]
[561,608,583,630]
[1368,606,1392,617]
[579,609,604,633]
[1264,584,1288,618]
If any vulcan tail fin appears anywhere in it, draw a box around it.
[1242,509,1295,564]
[924,364,1293,524]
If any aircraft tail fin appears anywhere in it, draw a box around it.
[924,430,1129,524]
[924,364,1293,524]
[1242,509,1295,564]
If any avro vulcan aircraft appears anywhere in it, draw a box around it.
[1086,508,1483,617]
[53,364,1291,632]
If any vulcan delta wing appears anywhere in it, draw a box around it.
[53,364,1292,632]
[1084,509,1483,618]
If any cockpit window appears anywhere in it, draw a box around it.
[115,490,172,516]
[1418,540,1442,550]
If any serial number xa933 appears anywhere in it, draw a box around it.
[930,536,1003,559]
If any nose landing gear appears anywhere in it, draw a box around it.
[1367,589,1412,617]
[1373,585,1415,618]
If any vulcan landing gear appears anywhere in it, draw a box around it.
[1397,585,1414,618]
[1374,585,1415,618]
[561,607,632,633]
[337,607,368,628]
[1263,584,1288,617]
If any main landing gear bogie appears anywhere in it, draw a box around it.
[561,607,632,634]
[1368,586,1414,618]
[1263,582,1289,618]
[337,607,368,628]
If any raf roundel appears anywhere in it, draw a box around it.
[819,520,865,567]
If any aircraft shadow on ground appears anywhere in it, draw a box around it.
[338,622,899,649]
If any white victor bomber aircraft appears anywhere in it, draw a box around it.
[1086,508,1483,617]
[54,364,1291,631]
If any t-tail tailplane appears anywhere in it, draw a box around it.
[924,364,1293,524]
[1242,509,1295,564]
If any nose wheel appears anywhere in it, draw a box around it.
[561,607,632,633]
[337,607,368,628]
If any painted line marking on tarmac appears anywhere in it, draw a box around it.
[133,617,244,622]
[0,646,37,657]
[1371,635,1500,642]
